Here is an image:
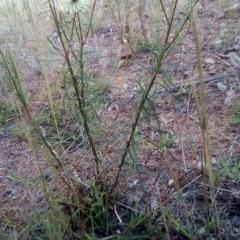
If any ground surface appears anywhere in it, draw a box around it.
[0,1,240,239]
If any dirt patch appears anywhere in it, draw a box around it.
[0,129,48,222]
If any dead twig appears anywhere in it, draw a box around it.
[157,70,240,97]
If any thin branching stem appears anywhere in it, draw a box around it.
[49,1,100,173]
[164,0,178,44]
[83,0,97,45]
[111,0,198,193]
[158,0,170,26]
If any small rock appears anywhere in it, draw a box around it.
[204,58,215,65]
[205,63,217,75]
[228,52,240,67]
[121,45,132,60]
[197,161,203,172]
[211,158,218,165]
[3,187,13,196]
[128,179,139,188]
[168,179,174,187]
[208,68,217,75]
[108,103,119,113]
[104,92,114,101]
[214,39,224,47]
[232,192,240,204]
[232,218,240,227]
[150,198,158,211]
[198,226,206,236]
[217,82,228,92]
[224,89,235,106]
[183,191,197,202]
[197,159,218,172]
[207,64,215,69]
[43,170,52,181]
[235,36,240,50]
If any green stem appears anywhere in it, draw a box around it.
[49,1,100,173]
[111,0,198,193]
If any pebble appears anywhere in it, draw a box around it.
[3,187,13,196]
[43,169,52,181]
[197,158,218,172]
[204,58,215,65]
[150,198,158,211]
[168,178,174,187]
[217,82,228,92]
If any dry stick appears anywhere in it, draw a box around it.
[207,53,240,84]
[191,15,212,223]
[192,13,221,238]
[157,70,240,97]
[226,135,239,163]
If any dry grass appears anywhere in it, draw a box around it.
[0,0,240,239]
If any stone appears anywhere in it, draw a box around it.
[43,169,52,181]
[204,58,215,65]
[217,82,228,92]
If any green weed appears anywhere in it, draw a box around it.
[230,101,240,125]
